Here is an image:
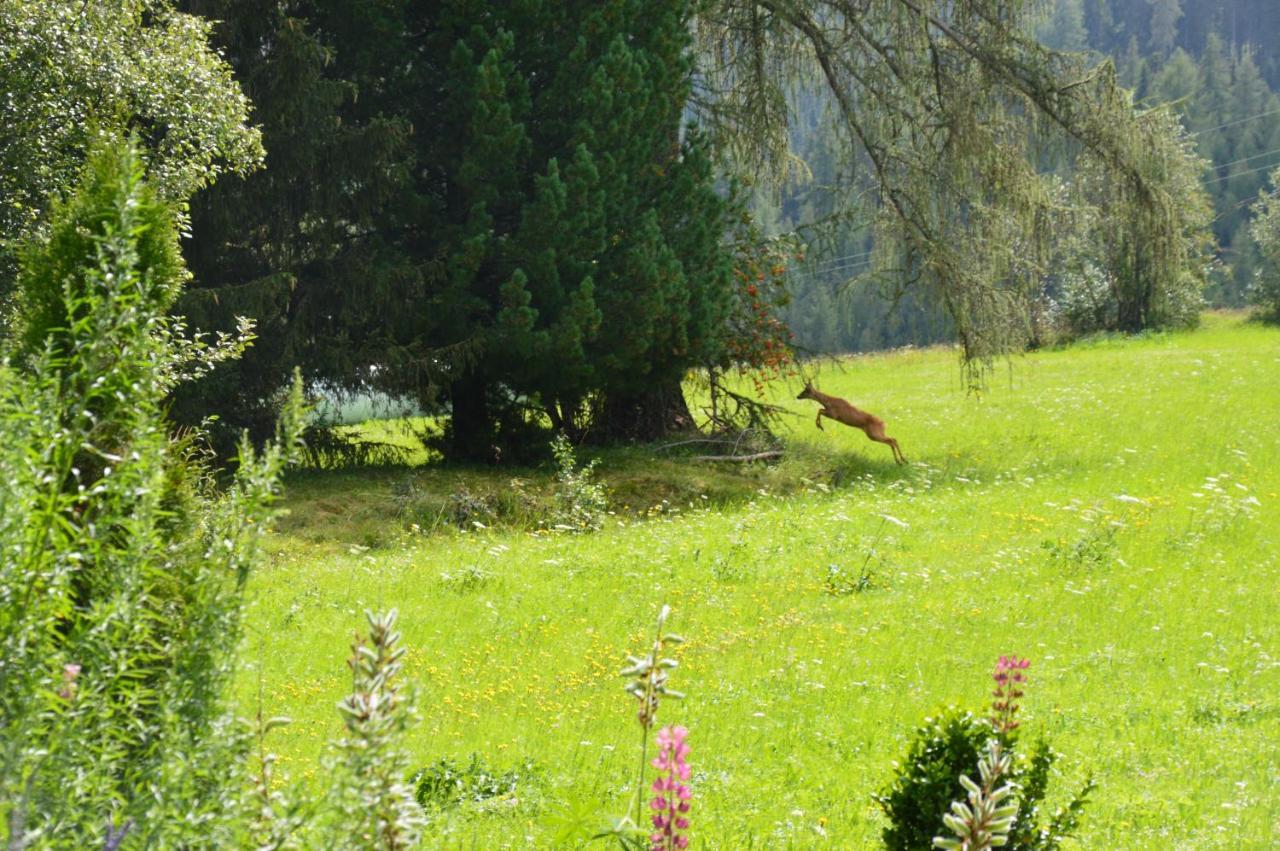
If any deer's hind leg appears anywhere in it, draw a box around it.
[887,437,906,465]
[866,423,906,465]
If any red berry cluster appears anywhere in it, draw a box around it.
[726,233,802,395]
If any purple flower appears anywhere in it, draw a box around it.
[991,656,1030,734]
[649,725,691,851]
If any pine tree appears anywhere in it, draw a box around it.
[422,0,732,450]
[1147,0,1184,55]
[1083,0,1117,52]
[172,0,416,451]
[1148,49,1201,115]
[1039,0,1090,52]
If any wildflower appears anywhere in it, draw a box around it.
[649,725,691,851]
[58,663,81,700]
[934,740,1019,850]
[991,656,1030,735]
[621,606,684,729]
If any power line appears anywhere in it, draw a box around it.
[794,259,874,279]
[799,249,875,273]
[1207,145,1280,173]
[1190,106,1280,138]
[804,252,875,271]
[1204,159,1280,186]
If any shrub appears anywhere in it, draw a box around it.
[0,140,297,845]
[550,433,608,531]
[1248,170,1280,322]
[877,708,993,850]
[0,139,422,848]
[412,755,535,810]
[1058,264,1118,336]
[878,660,1093,851]
[1041,524,1118,570]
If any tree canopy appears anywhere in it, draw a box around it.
[0,0,262,306]
[176,0,736,458]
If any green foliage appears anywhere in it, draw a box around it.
[423,0,733,450]
[0,0,262,299]
[0,139,298,845]
[12,138,187,365]
[174,0,734,459]
[0,137,429,851]
[934,740,1020,851]
[413,755,535,810]
[878,711,1093,851]
[821,562,877,595]
[877,709,992,851]
[320,609,423,850]
[1247,168,1280,321]
[172,0,416,454]
[1041,524,1119,570]
[550,433,609,532]
[697,0,1215,381]
[1034,108,1216,337]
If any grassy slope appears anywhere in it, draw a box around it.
[242,314,1280,848]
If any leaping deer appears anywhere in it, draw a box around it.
[797,382,906,465]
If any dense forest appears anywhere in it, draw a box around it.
[781,0,1280,353]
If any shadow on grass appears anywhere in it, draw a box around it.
[274,436,941,551]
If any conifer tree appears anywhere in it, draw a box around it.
[418,0,733,449]
[1147,0,1183,55]
[1039,0,1090,53]
[172,0,416,450]
[696,1,1215,374]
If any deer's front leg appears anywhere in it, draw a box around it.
[815,409,825,431]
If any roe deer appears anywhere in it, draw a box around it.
[797,382,906,464]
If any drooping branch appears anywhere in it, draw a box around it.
[693,0,1206,380]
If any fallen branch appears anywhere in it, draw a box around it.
[690,450,784,463]
[654,437,745,452]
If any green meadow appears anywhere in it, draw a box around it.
[242,313,1280,848]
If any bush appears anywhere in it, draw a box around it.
[0,141,297,845]
[877,708,1093,850]
[0,139,422,848]
[1248,171,1280,322]
[1059,264,1118,336]
[877,709,992,850]
[550,433,608,531]
[412,755,536,810]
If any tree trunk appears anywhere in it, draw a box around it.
[596,377,696,443]
[447,378,497,463]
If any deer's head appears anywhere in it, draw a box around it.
[797,382,816,400]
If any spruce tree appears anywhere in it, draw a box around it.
[172,0,416,451]
[1039,0,1090,53]
[1147,0,1183,55]
[408,0,732,452]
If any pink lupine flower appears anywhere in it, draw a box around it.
[649,725,691,851]
[991,656,1030,734]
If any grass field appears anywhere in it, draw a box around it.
[240,313,1280,848]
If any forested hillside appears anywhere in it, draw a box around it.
[781,0,1280,353]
